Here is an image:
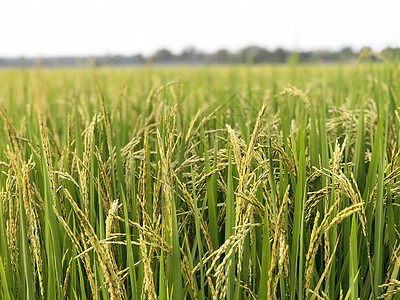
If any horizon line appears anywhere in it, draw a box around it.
[1,44,398,60]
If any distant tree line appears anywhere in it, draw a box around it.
[1,46,399,68]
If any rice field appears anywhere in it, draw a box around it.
[0,61,400,299]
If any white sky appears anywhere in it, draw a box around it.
[1,0,399,57]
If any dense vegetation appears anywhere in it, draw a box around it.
[0,62,400,299]
[1,45,399,67]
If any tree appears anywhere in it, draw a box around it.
[339,47,355,62]
[153,49,174,63]
[215,49,230,64]
[272,48,288,63]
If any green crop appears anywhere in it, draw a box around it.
[0,60,400,299]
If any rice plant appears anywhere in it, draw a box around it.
[0,61,400,299]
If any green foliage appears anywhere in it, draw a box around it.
[0,64,400,299]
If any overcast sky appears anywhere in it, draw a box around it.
[1,0,399,57]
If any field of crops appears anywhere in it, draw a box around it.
[0,62,400,299]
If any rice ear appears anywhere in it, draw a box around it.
[64,188,124,299]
